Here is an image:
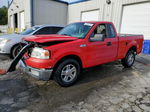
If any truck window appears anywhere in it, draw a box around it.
[90,24,107,38]
[107,24,116,38]
[58,23,94,38]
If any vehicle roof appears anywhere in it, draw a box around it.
[76,21,113,24]
[33,24,65,28]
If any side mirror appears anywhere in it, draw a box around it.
[90,34,105,42]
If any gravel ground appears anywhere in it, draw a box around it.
[0,54,149,112]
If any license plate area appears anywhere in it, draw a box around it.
[30,69,39,77]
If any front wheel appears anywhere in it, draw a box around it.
[53,59,81,87]
[11,44,24,59]
[121,50,135,68]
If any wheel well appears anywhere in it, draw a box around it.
[51,55,83,79]
[54,55,83,69]
[128,46,137,53]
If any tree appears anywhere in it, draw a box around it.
[0,6,8,25]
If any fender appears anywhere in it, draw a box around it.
[124,40,137,57]
[7,43,34,72]
[52,51,85,68]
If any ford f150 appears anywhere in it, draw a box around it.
[9,21,143,87]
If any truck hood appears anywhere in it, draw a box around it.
[23,34,78,43]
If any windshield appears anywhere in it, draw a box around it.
[20,27,40,35]
[58,23,94,38]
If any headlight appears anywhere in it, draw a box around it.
[0,38,11,45]
[31,47,50,59]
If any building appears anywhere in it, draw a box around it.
[0,25,8,33]
[8,0,150,40]
[8,0,68,32]
[68,0,150,40]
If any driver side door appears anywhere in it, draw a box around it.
[86,24,108,67]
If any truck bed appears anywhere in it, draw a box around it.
[117,34,144,59]
[119,34,143,37]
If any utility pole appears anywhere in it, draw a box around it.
[7,0,9,7]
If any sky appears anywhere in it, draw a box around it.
[59,0,79,3]
[58,0,88,4]
[0,0,12,8]
[0,0,87,8]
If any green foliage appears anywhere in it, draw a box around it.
[0,6,8,25]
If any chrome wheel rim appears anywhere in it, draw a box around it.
[127,53,134,65]
[61,64,77,83]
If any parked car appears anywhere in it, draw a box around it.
[0,25,64,58]
[16,21,143,87]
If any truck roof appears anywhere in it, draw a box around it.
[76,21,113,24]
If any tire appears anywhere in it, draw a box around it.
[53,59,81,87]
[11,44,24,59]
[121,50,135,68]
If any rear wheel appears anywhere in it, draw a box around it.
[53,59,81,87]
[121,50,135,68]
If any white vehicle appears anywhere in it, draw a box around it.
[0,25,63,58]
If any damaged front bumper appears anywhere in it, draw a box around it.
[5,43,53,80]
[18,60,53,81]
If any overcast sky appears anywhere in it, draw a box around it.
[59,0,86,3]
[0,0,86,8]
[0,0,12,8]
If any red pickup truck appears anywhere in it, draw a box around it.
[18,21,143,87]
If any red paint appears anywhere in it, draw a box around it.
[0,69,6,75]
[25,57,54,69]
[23,21,144,69]
[23,34,78,43]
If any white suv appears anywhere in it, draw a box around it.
[0,25,64,58]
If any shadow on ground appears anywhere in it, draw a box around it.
[0,56,149,112]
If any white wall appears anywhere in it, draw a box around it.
[68,0,150,32]
[8,0,68,32]
[0,25,8,33]
[68,0,102,23]
[8,0,32,31]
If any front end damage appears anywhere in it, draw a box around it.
[0,43,54,80]
[0,43,34,75]
[8,43,34,72]
[19,60,53,80]
[0,36,77,80]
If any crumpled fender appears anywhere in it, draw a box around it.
[7,43,34,72]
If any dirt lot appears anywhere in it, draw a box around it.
[0,54,150,112]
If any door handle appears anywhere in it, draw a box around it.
[107,42,112,46]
